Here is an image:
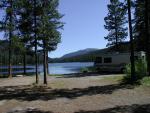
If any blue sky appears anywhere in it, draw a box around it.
[50,0,110,58]
[0,0,110,58]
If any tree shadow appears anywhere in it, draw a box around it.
[7,108,52,113]
[61,72,122,78]
[75,104,150,113]
[0,83,134,101]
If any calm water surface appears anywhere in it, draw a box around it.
[0,62,94,75]
[39,62,94,75]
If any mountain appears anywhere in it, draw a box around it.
[61,48,98,58]
[50,41,140,63]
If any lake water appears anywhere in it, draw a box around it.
[0,62,94,75]
[39,62,94,75]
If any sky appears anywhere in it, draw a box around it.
[50,0,110,58]
[0,0,110,58]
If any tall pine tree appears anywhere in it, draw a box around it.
[0,0,17,78]
[145,0,150,76]
[133,0,146,51]
[38,0,63,84]
[104,0,127,50]
[134,0,150,76]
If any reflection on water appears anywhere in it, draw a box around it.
[0,66,35,74]
[39,62,94,75]
[0,62,94,75]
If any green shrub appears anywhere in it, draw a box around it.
[48,74,63,77]
[140,77,150,86]
[123,59,147,83]
[80,67,89,73]
[80,66,97,73]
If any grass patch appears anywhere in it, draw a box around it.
[49,81,66,88]
[101,75,124,83]
[121,75,150,87]
[48,74,63,77]
[121,74,150,85]
[103,76,124,82]
[140,77,150,86]
[98,75,150,87]
[123,59,147,84]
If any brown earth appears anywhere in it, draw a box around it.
[0,74,150,113]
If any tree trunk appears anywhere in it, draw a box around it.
[8,0,13,78]
[43,40,47,84]
[34,0,39,83]
[145,0,150,76]
[127,0,136,82]
[23,53,26,76]
[115,15,118,51]
[46,51,49,74]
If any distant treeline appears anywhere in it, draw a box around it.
[50,42,139,63]
[51,54,97,63]
[0,40,43,65]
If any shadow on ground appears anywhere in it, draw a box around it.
[75,104,150,113]
[61,72,123,78]
[0,83,134,101]
[7,109,52,113]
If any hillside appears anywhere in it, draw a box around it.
[50,42,133,63]
[61,48,98,58]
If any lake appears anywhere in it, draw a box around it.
[39,62,94,75]
[0,62,94,75]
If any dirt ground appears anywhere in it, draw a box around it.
[0,74,150,113]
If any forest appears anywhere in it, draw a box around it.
[0,0,64,84]
[0,0,150,84]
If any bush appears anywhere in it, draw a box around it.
[80,66,98,73]
[123,59,147,83]
[140,77,150,86]
[80,67,90,73]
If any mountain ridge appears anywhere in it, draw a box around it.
[61,48,98,59]
[50,42,134,63]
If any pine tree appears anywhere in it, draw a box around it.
[133,0,146,51]
[134,0,150,76]
[38,0,63,84]
[33,0,39,83]
[16,0,34,76]
[0,0,17,78]
[104,0,127,50]
[16,0,40,83]
[145,0,150,76]
[127,0,135,82]
[1,0,63,82]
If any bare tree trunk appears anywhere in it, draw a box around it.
[34,0,39,83]
[46,51,49,75]
[145,0,150,76]
[127,0,135,82]
[8,0,13,78]
[43,40,47,84]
